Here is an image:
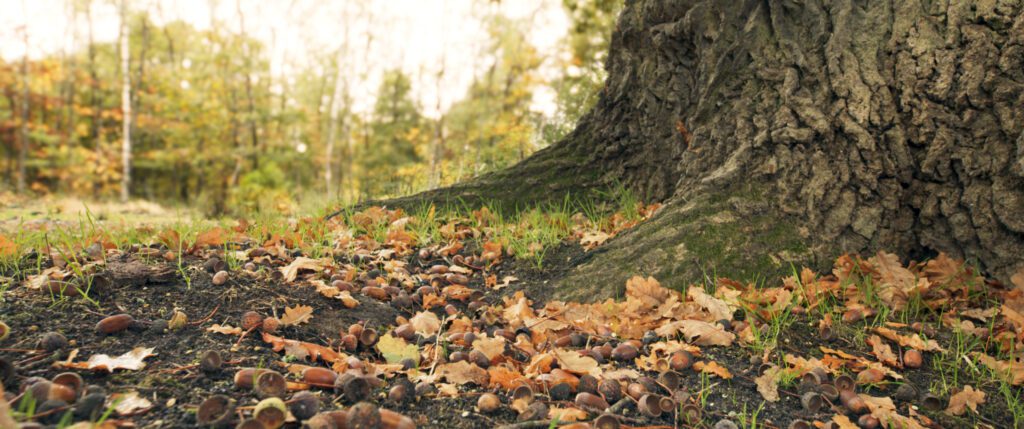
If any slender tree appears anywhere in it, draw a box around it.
[118,0,132,202]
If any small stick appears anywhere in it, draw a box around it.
[233,326,258,351]
[189,303,222,326]
[496,420,554,429]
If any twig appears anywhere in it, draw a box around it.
[189,303,221,326]
[496,420,554,429]
[233,326,258,351]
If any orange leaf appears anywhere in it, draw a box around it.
[262,332,341,363]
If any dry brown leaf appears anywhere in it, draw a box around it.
[580,231,611,250]
[860,394,927,429]
[279,304,314,326]
[263,332,341,363]
[437,361,489,385]
[548,406,588,422]
[754,365,782,402]
[656,320,735,346]
[866,335,899,367]
[1012,268,1024,291]
[946,385,984,416]
[0,234,16,257]
[280,257,329,282]
[442,284,475,301]
[551,348,601,377]
[206,324,242,335]
[410,311,441,336]
[873,327,944,352]
[625,276,672,309]
[472,336,506,362]
[974,353,1024,385]
[868,251,920,307]
[831,415,858,429]
[62,347,155,372]
[487,365,525,390]
[688,286,735,321]
[110,391,153,415]
[693,361,732,379]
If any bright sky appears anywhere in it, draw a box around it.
[0,0,570,117]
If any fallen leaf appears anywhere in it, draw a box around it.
[472,336,507,362]
[409,311,441,336]
[656,320,735,346]
[873,327,944,352]
[831,415,858,429]
[279,304,314,326]
[487,365,525,390]
[280,257,329,282]
[860,394,927,429]
[551,348,601,377]
[0,234,16,257]
[548,406,588,422]
[263,332,341,363]
[625,276,672,310]
[754,365,782,402]
[376,334,420,365]
[866,335,899,367]
[946,385,984,416]
[693,361,732,379]
[974,353,1024,385]
[206,324,242,335]
[110,391,152,415]
[62,347,156,372]
[688,286,735,321]
[580,231,611,250]
[437,361,489,385]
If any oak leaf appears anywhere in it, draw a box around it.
[206,324,242,335]
[437,361,489,385]
[693,361,732,379]
[280,257,329,282]
[376,334,420,365]
[945,385,984,416]
[409,311,441,336]
[62,347,155,372]
[279,304,314,326]
[472,336,506,362]
[551,348,601,377]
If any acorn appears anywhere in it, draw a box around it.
[96,314,137,335]
[801,391,823,412]
[305,412,339,429]
[337,374,371,403]
[512,384,534,403]
[468,350,490,368]
[819,383,840,402]
[233,368,266,390]
[856,368,884,385]
[920,392,943,411]
[477,392,501,413]
[212,270,229,285]
[546,382,571,401]
[74,393,108,420]
[517,401,548,422]
[449,351,469,363]
[839,389,868,414]
[637,394,661,417]
[657,371,680,391]
[359,328,379,347]
[714,420,739,429]
[594,414,620,429]
[37,332,68,352]
[168,310,188,330]
[188,350,220,374]
[198,395,236,427]
[288,391,320,420]
[598,379,622,403]
[446,273,469,285]
[414,382,436,397]
[0,321,8,342]
[842,308,864,324]
[788,420,812,429]
[611,343,638,362]
[255,370,287,399]
[241,311,263,331]
[555,335,574,348]
[834,374,855,391]
[856,414,880,429]
[394,324,416,342]
[254,397,287,429]
[361,287,388,301]
[388,382,411,404]
[578,374,599,395]
[669,350,694,371]
[903,349,923,368]
[244,262,257,272]
[626,382,647,400]
[262,317,280,333]
[576,392,609,411]
[347,402,382,429]
[36,399,69,425]
[680,403,702,424]
[400,358,417,371]
[658,395,677,414]
[302,367,338,386]
[340,334,359,352]
[894,383,918,402]
[51,372,83,398]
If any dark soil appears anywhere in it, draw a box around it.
[0,241,1017,429]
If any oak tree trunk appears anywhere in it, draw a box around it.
[389,0,1024,300]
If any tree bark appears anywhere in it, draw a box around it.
[119,0,132,203]
[380,0,1024,300]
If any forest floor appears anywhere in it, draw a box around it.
[1,203,1022,429]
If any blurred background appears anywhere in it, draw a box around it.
[0,0,621,217]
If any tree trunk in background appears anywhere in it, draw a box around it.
[385,0,1024,300]
[16,27,29,193]
[119,0,132,203]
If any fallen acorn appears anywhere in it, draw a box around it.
[336,374,371,403]
[302,367,339,386]
[37,331,68,352]
[262,317,280,333]
[340,334,359,352]
[575,392,609,411]
[578,374,599,395]
[858,414,880,429]
[36,399,70,425]
[839,389,868,414]
[477,392,501,413]
[637,394,661,418]
[511,384,534,403]
[288,391,320,420]
[255,370,288,399]
[593,414,620,429]
[787,420,812,429]
[657,371,680,391]
[347,402,382,429]
[388,382,411,404]
[669,350,694,371]
[819,383,839,402]
[800,391,823,412]
[903,349,923,368]
[920,392,943,411]
[657,395,676,414]
[168,310,188,330]
[626,382,647,400]
[856,368,885,385]
[714,420,739,429]
[95,314,138,335]
[548,382,573,401]
[598,379,622,404]
[254,397,287,429]
[74,393,108,421]
[834,374,855,391]
[309,408,415,429]
[468,350,490,368]
[517,401,548,422]
[361,286,388,301]
[212,270,228,285]
[0,321,8,341]
[842,308,865,323]
[680,403,702,424]
[241,311,263,331]
[200,350,223,373]
[359,328,379,347]
[234,368,268,390]
[611,343,638,362]
[197,394,236,427]
[894,383,918,402]
[235,419,264,429]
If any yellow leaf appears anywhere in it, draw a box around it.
[694,361,732,379]
[280,304,314,326]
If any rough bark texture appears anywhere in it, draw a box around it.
[389,0,1024,300]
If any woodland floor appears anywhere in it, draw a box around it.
[1,206,1022,429]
